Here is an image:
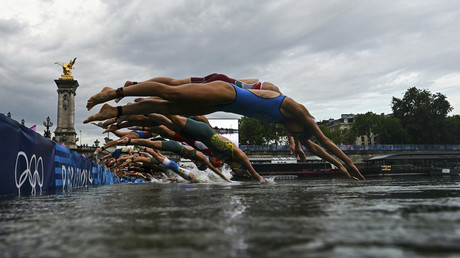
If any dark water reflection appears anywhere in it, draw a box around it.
[1,176,460,258]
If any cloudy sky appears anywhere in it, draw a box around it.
[1,0,459,146]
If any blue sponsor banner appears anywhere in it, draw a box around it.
[1,113,118,196]
[0,114,55,195]
[54,143,119,190]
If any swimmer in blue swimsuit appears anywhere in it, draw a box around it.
[92,122,158,158]
[109,74,302,161]
[215,83,286,124]
[85,79,365,181]
[116,137,231,182]
[132,148,198,182]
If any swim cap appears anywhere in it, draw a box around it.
[197,163,208,171]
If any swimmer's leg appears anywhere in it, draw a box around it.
[162,157,198,182]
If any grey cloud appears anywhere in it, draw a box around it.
[2,0,460,143]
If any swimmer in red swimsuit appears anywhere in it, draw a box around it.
[122,73,281,93]
[120,74,304,160]
[84,79,364,181]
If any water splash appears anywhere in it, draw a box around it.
[265,177,277,184]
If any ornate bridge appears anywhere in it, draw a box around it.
[240,144,460,163]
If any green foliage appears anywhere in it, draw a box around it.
[392,87,452,144]
[350,112,380,140]
[318,125,355,145]
[443,115,460,144]
[238,87,459,145]
[238,117,286,145]
[374,116,408,144]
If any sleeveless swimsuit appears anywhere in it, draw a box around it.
[131,130,154,139]
[161,140,198,160]
[180,118,235,161]
[214,83,287,124]
[191,73,259,90]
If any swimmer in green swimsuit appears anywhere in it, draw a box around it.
[120,75,304,160]
[85,79,364,181]
[167,115,265,182]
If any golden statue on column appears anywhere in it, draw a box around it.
[55,58,77,79]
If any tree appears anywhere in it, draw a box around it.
[375,116,408,144]
[318,125,355,145]
[350,112,381,144]
[238,117,286,145]
[392,87,452,144]
[444,115,460,144]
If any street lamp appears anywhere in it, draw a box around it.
[43,116,53,139]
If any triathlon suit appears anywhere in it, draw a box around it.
[250,79,264,90]
[179,118,235,161]
[192,74,312,138]
[111,147,130,159]
[172,133,213,156]
[191,73,260,90]
[215,83,287,124]
[161,158,195,181]
[148,156,194,180]
[161,140,198,160]
[161,139,208,170]
[131,130,155,139]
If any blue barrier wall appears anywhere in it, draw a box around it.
[0,114,118,195]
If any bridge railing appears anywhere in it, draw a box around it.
[240,144,460,152]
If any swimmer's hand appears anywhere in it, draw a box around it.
[259,177,269,183]
[345,163,365,181]
[338,164,365,181]
[294,148,307,162]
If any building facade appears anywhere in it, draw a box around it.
[323,113,379,145]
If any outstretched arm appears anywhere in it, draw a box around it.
[233,147,267,183]
[195,151,231,182]
[300,139,354,179]
[283,124,306,162]
[285,99,365,180]
[300,135,364,181]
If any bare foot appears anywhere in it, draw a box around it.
[124,80,136,87]
[83,104,117,123]
[103,125,118,133]
[91,122,105,128]
[103,121,128,133]
[86,87,117,110]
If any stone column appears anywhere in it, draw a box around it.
[54,79,79,150]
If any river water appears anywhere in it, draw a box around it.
[1,175,460,258]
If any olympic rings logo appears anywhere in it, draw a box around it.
[15,151,44,195]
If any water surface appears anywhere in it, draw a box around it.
[1,176,460,258]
